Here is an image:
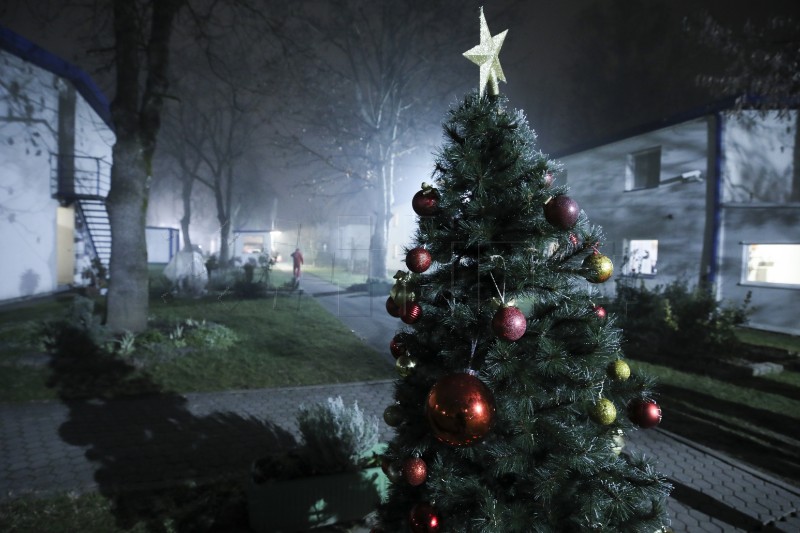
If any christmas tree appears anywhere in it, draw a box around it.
[376,8,671,533]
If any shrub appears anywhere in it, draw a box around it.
[182,318,238,349]
[611,279,752,360]
[297,396,380,474]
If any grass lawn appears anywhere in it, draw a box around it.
[735,326,800,353]
[0,274,393,403]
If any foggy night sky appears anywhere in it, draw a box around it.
[1,0,798,231]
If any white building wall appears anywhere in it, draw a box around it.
[560,117,710,297]
[0,50,61,300]
[718,111,800,335]
[0,45,114,301]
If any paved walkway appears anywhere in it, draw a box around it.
[1,274,799,532]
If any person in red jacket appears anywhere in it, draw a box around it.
[290,248,304,287]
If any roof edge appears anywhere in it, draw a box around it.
[0,25,113,128]
[549,96,770,158]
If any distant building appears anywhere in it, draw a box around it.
[557,101,800,335]
[0,26,114,302]
[146,226,181,264]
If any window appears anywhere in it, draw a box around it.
[622,240,658,277]
[625,147,661,191]
[743,244,800,287]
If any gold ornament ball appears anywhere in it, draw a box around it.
[608,359,631,381]
[589,398,617,425]
[396,355,417,377]
[583,253,614,283]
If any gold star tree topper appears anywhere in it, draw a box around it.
[463,7,508,97]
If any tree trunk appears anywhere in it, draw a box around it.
[368,157,393,281]
[105,0,182,333]
[180,175,193,250]
[106,140,150,331]
[369,210,388,281]
[219,215,231,265]
[792,111,800,202]
[214,178,231,265]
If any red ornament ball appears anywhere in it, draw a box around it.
[544,195,580,229]
[593,305,607,320]
[491,306,527,341]
[383,404,404,427]
[409,502,440,533]
[628,399,662,429]
[390,336,406,359]
[412,187,439,216]
[403,457,428,486]
[382,459,404,483]
[386,296,401,317]
[406,247,432,273]
[401,302,422,324]
[426,372,496,446]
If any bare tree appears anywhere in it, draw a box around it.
[276,0,479,281]
[5,0,287,330]
[687,14,800,113]
[686,13,800,200]
[156,107,204,251]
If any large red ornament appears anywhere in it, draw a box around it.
[426,372,496,446]
[409,502,440,533]
[406,247,432,273]
[401,302,422,324]
[491,306,527,341]
[628,399,662,429]
[386,296,401,317]
[403,457,428,486]
[412,186,440,216]
[390,336,406,359]
[544,195,580,229]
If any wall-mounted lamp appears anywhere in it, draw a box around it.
[681,170,703,182]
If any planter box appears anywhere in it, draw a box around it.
[247,466,388,532]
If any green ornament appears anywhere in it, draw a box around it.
[608,359,631,381]
[390,270,416,307]
[589,398,617,425]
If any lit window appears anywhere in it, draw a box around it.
[622,240,658,276]
[625,147,661,191]
[242,235,264,254]
[743,244,800,286]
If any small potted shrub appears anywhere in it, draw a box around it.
[248,396,387,532]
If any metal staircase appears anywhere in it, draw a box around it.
[76,197,111,271]
[51,154,112,272]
